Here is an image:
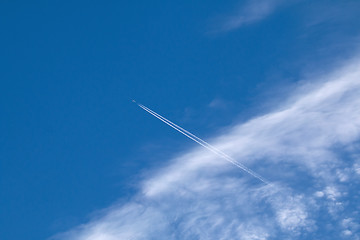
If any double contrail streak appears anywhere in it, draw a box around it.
[133,100,269,185]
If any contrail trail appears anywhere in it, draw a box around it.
[133,100,269,184]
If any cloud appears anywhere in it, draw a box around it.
[220,0,286,32]
[208,98,228,110]
[52,57,360,239]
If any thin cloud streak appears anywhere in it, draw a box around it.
[52,57,360,239]
[220,0,286,32]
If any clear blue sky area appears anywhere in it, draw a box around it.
[1,1,360,239]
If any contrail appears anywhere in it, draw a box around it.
[133,100,269,184]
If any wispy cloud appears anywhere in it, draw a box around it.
[220,0,286,32]
[52,57,360,239]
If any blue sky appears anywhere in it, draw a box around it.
[1,1,360,239]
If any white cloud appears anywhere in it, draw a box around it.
[336,168,350,182]
[324,186,341,201]
[314,191,324,198]
[354,162,360,175]
[208,98,228,110]
[341,218,360,239]
[52,57,360,239]
[220,0,286,32]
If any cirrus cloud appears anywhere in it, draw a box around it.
[52,57,360,239]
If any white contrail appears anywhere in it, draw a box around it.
[134,101,269,184]
[138,103,259,172]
